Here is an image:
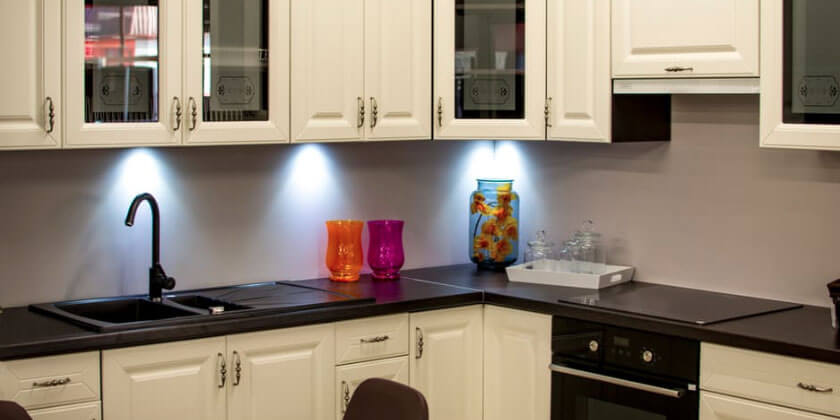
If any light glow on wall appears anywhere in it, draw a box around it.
[115,148,165,201]
[284,144,335,199]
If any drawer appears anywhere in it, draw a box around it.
[335,314,409,365]
[29,401,101,420]
[335,356,409,419]
[0,352,100,410]
[701,343,840,417]
[701,392,834,420]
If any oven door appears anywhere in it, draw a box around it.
[550,364,698,420]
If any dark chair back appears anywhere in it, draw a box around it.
[343,378,429,420]
[0,401,31,420]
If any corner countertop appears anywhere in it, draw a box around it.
[1,264,838,365]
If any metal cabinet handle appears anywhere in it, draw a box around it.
[188,97,198,131]
[370,97,378,128]
[217,353,227,388]
[360,335,389,344]
[342,381,351,413]
[233,351,242,386]
[415,327,424,359]
[665,66,694,73]
[173,96,183,131]
[798,382,834,393]
[437,97,443,128]
[32,377,71,388]
[45,97,55,134]
[544,97,552,128]
[357,97,365,128]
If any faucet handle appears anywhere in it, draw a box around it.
[162,276,176,291]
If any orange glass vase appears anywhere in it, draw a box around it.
[325,220,364,282]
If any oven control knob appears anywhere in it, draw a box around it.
[642,350,654,364]
[588,340,600,352]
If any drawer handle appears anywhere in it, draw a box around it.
[32,377,71,388]
[665,66,694,73]
[798,382,834,393]
[360,335,389,344]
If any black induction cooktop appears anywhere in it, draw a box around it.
[565,283,803,325]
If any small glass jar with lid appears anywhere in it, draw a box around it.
[524,230,555,269]
[574,220,606,274]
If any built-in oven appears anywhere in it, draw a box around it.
[550,317,699,420]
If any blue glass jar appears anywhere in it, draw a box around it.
[469,179,519,270]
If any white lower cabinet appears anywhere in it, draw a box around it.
[483,306,551,420]
[28,401,101,420]
[227,324,335,420]
[102,337,227,420]
[335,356,409,419]
[409,306,483,420]
[700,392,836,420]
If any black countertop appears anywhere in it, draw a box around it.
[1,264,838,365]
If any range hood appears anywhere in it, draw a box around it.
[613,78,760,95]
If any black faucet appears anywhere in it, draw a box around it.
[125,193,176,302]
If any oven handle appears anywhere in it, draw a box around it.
[550,364,688,399]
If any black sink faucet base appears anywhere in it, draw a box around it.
[125,193,176,302]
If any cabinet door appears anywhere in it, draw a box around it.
[700,392,836,420]
[335,357,409,419]
[410,306,483,420]
[183,0,289,145]
[227,324,335,420]
[0,0,61,150]
[483,306,551,420]
[364,0,431,141]
[102,337,226,420]
[64,0,183,148]
[28,402,101,420]
[291,0,364,142]
[433,0,546,140]
[547,0,611,143]
[612,0,759,78]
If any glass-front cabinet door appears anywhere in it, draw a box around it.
[761,0,840,150]
[183,0,289,144]
[64,0,182,147]
[434,0,545,139]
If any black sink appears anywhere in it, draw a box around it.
[167,295,252,314]
[30,297,204,332]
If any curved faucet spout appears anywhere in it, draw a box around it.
[125,193,174,302]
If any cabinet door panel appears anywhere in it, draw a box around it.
[64,0,183,147]
[291,0,364,142]
[547,0,611,142]
[102,337,226,420]
[433,0,546,139]
[483,306,551,420]
[335,357,409,419]
[410,306,483,420]
[29,402,101,420]
[364,0,431,140]
[183,0,290,144]
[612,0,759,78]
[227,324,335,420]
[700,392,836,420]
[0,0,61,149]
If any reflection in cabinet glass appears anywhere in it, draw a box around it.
[455,0,525,120]
[784,0,840,125]
[202,0,268,122]
[84,0,160,124]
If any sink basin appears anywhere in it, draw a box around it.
[167,295,251,314]
[30,297,204,332]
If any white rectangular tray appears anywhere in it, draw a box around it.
[506,260,635,289]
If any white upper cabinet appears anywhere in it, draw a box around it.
[292,0,430,143]
[64,0,183,148]
[364,0,431,141]
[410,306,483,420]
[434,0,546,140]
[183,0,290,145]
[547,0,611,142]
[0,0,61,150]
[612,0,760,78]
[760,0,840,151]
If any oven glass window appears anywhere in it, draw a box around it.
[784,0,840,124]
[582,397,666,420]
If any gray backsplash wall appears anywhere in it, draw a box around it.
[1,95,839,308]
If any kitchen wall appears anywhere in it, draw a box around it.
[1,95,839,308]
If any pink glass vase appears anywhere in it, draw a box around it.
[367,220,405,280]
